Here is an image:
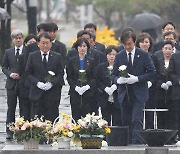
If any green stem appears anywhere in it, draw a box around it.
[125,84,130,105]
[164,90,167,104]
[80,81,83,108]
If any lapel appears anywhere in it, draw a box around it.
[36,51,46,71]
[22,46,26,54]
[11,47,17,64]
[47,51,53,69]
[121,50,128,65]
[132,48,140,71]
[74,56,80,71]
[84,55,91,71]
[159,57,165,72]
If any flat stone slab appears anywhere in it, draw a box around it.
[1,145,145,154]
[2,145,180,154]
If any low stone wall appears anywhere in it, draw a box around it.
[1,145,180,154]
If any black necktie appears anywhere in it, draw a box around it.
[15,48,20,61]
[43,53,47,69]
[127,52,132,73]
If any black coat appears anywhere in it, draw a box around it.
[169,52,180,101]
[96,62,120,108]
[66,55,96,96]
[2,47,26,89]
[26,50,64,101]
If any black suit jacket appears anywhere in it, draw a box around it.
[66,55,96,97]
[24,42,63,62]
[96,62,120,108]
[25,50,64,100]
[112,48,156,104]
[169,52,180,100]
[153,41,180,53]
[66,48,105,66]
[54,40,67,68]
[155,56,172,101]
[2,46,26,89]
[94,42,105,54]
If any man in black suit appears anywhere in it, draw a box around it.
[169,47,180,142]
[48,23,67,68]
[24,23,63,63]
[2,29,25,139]
[84,23,106,54]
[112,31,156,144]
[25,33,64,122]
[155,32,180,60]
[152,22,178,53]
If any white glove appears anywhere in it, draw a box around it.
[37,82,46,90]
[75,86,83,95]
[104,87,112,95]
[161,83,169,90]
[110,84,117,93]
[117,77,128,84]
[147,81,152,88]
[81,85,90,95]
[43,82,53,91]
[166,81,172,87]
[126,74,139,84]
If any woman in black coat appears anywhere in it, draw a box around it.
[66,38,96,121]
[136,32,160,129]
[96,45,122,126]
[155,41,174,129]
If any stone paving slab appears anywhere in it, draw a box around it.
[2,145,180,154]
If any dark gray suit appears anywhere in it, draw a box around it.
[2,46,25,134]
[169,51,180,138]
[26,50,64,121]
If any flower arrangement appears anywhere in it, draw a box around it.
[51,112,77,140]
[45,71,55,82]
[9,116,51,143]
[75,112,111,138]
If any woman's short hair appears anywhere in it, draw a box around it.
[24,34,37,44]
[106,45,118,55]
[135,32,153,51]
[74,37,90,50]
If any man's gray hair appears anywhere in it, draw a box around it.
[11,29,24,39]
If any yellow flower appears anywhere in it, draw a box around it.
[68,25,119,48]
[63,129,69,135]
[105,127,111,134]
[73,125,81,131]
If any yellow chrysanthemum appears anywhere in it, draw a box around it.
[105,127,111,134]
[73,125,81,131]
[63,129,69,135]
[68,25,119,47]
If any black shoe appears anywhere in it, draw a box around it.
[6,133,13,140]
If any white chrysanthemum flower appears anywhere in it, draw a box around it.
[79,70,86,73]
[102,140,108,147]
[118,65,127,71]
[48,71,55,76]
[107,66,113,71]
[67,131,74,137]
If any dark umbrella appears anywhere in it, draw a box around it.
[0,7,11,20]
[129,12,162,30]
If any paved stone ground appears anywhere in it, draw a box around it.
[0,67,71,152]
